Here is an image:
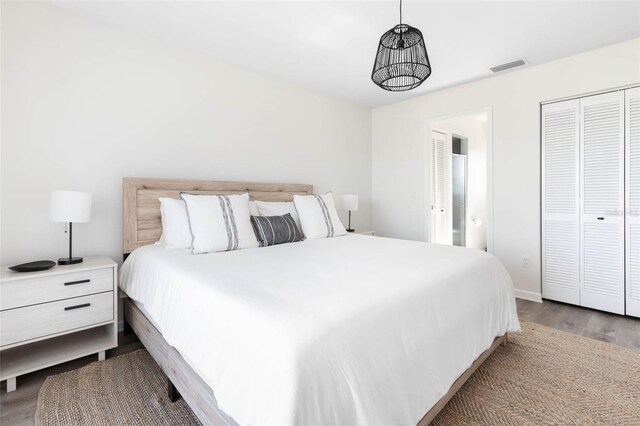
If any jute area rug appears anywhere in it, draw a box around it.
[36,322,640,425]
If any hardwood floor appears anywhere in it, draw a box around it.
[517,299,640,350]
[1,301,639,425]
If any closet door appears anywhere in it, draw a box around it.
[542,100,580,304]
[430,130,452,244]
[580,91,625,314]
[626,87,640,317]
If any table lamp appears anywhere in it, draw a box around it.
[50,190,92,265]
[341,194,359,232]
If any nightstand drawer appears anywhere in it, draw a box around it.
[0,292,113,347]
[0,268,113,310]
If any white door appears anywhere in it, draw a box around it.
[626,87,640,317]
[542,100,580,305]
[430,130,452,244]
[580,91,625,314]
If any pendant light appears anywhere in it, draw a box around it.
[371,0,431,91]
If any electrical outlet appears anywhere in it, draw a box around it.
[522,256,531,268]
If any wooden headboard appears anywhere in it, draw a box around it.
[123,177,313,254]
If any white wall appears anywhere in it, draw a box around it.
[433,116,487,251]
[0,2,372,266]
[372,38,640,301]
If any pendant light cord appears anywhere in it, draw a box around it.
[399,0,403,24]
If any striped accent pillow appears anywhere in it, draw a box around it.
[251,214,304,247]
[293,193,348,239]
[180,193,259,254]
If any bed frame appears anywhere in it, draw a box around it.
[121,177,507,425]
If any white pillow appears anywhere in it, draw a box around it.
[249,200,259,216]
[254,201,303,233]
[181,193,259,254]
[158,198,192,249]
[293,193,347,239]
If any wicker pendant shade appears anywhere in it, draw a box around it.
[371,1,431,91]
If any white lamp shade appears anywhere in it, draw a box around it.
[341,194,359,211]
[49,191,92,223]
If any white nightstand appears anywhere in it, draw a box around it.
[356,231,375,236]
[0,257,118,392]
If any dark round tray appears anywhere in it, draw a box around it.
[9,260,56,272]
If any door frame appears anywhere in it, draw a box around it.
[424,107,494,253]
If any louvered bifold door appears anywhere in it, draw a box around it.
[431,130,451,244]
[430,131,440,243]
[542,100,580,305]
[580,91,625,314]
[626,87,640,317]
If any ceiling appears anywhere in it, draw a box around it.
[51,1,640,108]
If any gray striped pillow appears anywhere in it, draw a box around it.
[251,214,304,247]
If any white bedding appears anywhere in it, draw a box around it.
[120,235,520,425]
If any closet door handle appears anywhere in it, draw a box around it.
[597,217,604,220]
[65,303,91,311]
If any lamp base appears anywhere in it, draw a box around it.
[346,229,355,233]
[58,257,83,265]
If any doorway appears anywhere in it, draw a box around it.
[427,110,491,251]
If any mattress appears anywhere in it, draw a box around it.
[119,235,520,425]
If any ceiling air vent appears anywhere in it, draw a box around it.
[490,59,527,73]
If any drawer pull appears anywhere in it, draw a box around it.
[65,303,91,311]
[64,279,91,286]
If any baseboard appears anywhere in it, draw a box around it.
[514,289,543,303]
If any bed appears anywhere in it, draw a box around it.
[119,177,520,425]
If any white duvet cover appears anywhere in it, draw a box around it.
[119,235,520,426]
